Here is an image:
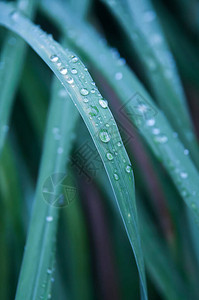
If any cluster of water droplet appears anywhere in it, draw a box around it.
[49,49,134,181]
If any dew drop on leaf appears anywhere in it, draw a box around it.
[99,129,111,143]
[180,172,188,179]
[125,165,131,173]
[66,76,74,84]
[47,268,52,274]
[57,147,63,154]
[154,135,168,144]
[99,99,108,108]
[80,88,89,96]
[60,67,67,75]
[46,216,53,222]
[71,68,78,74]
[152,128,160,135]
[106,152,114,160]
[50,54,58,62]
[184,149,189,155]
[71,56,78,63]
[146,118,155,126]
[113,173,119,181]
[88,105,99,117]
[115,72,123,80]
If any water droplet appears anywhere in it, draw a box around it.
[88,105,99,117]
[71,68,78,74]
[50,54,58,62]
[113,173,119,181]
[47,268,52,274]
[125,165,131,173]
[152,128,160,135]
[146,119,155,126]
[180,172,188,179]
[80,88,89,96]
[115,72,123,80]
[57,147,63,154]
[117,141,122,147]
[99,129,111,143]
[118,58,126,66]
[71,56,78,63]
[83,98,89,103]
[46,216,53,222]
[181,189,189,197]
[138,104,147,113]
[154,135,168,144]
[106,152,114,160]
[184,149,189,155]
[60,67,67,75]
[99,99,108,108]
[10,10,20,21]
[66,76,74,84]
[91,89,95,94]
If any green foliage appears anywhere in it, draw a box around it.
[0,0,199,299]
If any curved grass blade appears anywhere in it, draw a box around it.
[61,184,94,300]
[15,73,79,299]
[153,0,199,87]
[0,3,147,299]
[0,0,36,154]
[100,0,199,165]
[90,159,193,300]
[20,55,93,300]
[139,202,193,300]
[40,1,199,226]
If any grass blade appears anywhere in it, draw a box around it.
[100,0,199,164]
[40,1,199,226]
[0,3,147,299]
[0,0,36,154]
[15,73,78,299]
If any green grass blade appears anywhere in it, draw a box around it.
[139,203,192,300]
[0,3,147,299]
[20,55,93,300]
[152,0,199,87]
[20,45,94,298]
[15,74,79,299]
[61,186,94,300]
[91,159,193,300]
[0,0,36,154]
[40,1,199,226]
[100,0,199,164]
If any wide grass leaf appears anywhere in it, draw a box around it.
[0,0,36,154]
[100,0,199,165]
